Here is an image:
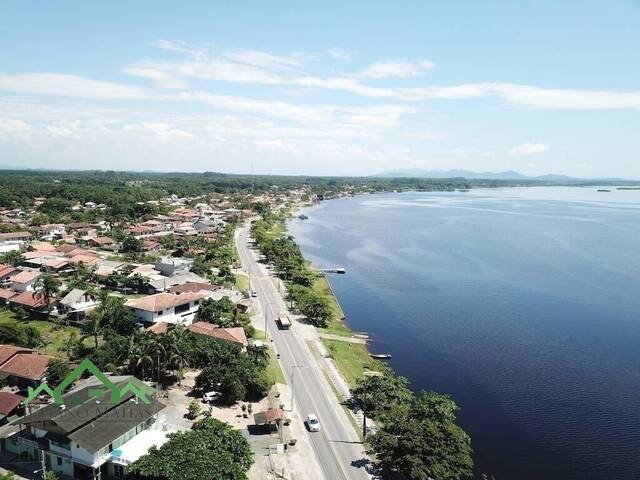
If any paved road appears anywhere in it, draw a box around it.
[236,224,372,480]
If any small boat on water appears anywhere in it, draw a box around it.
[597,189,611,192]
[370,353,392,360]
[298,214,309,220]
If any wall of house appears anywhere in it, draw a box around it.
[134,301,199,326]
[46,451,75,478]
[12,279,36,292]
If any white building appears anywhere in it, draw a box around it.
[10,270,41,292]
[125,291,208,325]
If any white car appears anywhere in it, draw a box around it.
[250,290,258,298]
[202,391,221,403]
[306,413,321,432]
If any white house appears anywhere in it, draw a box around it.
[125,291,208,325]
[10,270,41,292]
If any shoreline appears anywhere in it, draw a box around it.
[285,201,385,387]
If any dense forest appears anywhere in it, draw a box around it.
[0,169,546,209]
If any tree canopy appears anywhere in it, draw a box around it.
[127,417,253,480]
[368,391,474,480]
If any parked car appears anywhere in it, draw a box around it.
[306,413,321,432]
[250,290,258,298]
[202,391,221,403]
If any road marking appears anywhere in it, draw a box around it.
[239,230,356,480]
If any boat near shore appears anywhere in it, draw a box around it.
[298,214,309,220]
[597,189,611,192]
[370,353,392,360]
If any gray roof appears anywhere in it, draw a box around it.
[14,376,163,453]
[60,289,88,306]
[148,272,210,291]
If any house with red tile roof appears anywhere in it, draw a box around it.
[0,345,51,388]
[0,391,25,423]
[8,290,51,312]
[187,322,248,347]
[10,270,41,292]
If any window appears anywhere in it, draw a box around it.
[175,303,189,314]
[114,463,125,479]
[57,457,62,466]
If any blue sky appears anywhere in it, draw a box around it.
[1,1,639,177]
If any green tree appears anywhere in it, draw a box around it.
[352,373,413,421]
[46,358,70,386]
[34,273,61,317]
[368,391,473,480]
[0,250,24,267]
[298,291,332,328]
[127,417,253,480]
[187,399,201,420]
[121,235,142,253]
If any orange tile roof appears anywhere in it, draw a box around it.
[187,322,248,346]
[167,282,220,294]
[0,391,25,415]
[9,291,50,309]
[0,345,33,365]
[146,322,170,335]
[11,270,41,284]
[0,289,18,301]
[0,352,51,380]
[126,291,206,312]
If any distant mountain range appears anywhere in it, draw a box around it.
[375,168,626,182]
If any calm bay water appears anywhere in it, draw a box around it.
[287,187,640,480]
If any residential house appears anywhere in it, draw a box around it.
[167,281,220,295]
[0,264,19,285]
[59,289,100,321]
[146,272,210,294]
[0,232,32,243]
[9,375,165,480]
[0,288,17,305]
[154,257,192,277]
[126,291,208,326]
[0,345,51,389]
[187,322,248,347]
[0,391,25,424]
[8,291,53,314]
[11,270,41,292]
[87,237,115,249]
[38,224,66,240]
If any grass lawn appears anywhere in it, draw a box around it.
[0,309,91,359]
[235,272,249,292]
[323,339,383,387]
[0,309,16,323]
[251,329,286,385]
[26,320,87,358]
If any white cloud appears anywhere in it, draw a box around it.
[510,143,550,156]
[0,73,150,99]
[0,118,31,133]
[356,60,435,79]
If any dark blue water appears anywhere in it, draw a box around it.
[287,188,640,480]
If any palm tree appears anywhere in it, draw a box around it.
[82,315,104,349]
[167,326,191,386]
[126,331,155,380]
[35,273,61,318]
